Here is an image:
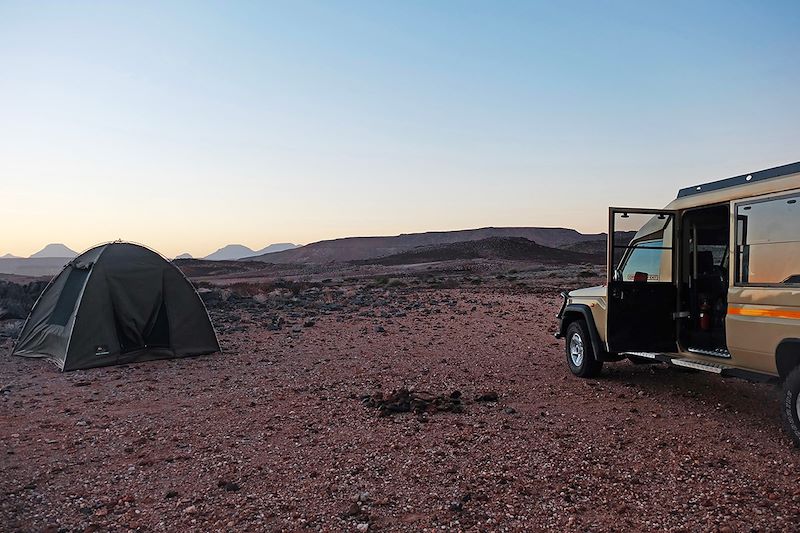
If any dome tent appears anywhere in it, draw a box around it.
[12,242,220,371]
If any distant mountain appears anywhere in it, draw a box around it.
[30,243,78,258]
[174,253,193,259]
[204,244,255,261]
[1,253,20,259]
[204,243,298,261]
[253,243,298,255]
[359,237,604,266]
[244,227,609,264]
[560,231,637,255]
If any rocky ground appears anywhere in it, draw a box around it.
[1,267,799,532]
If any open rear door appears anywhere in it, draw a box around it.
[607,207,678,353]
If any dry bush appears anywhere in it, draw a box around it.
[0,280,48,320]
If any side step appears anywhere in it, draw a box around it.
[671,358,724,373]
[621,352,776,383]
[622,352,728,374]
[687,347,731,359]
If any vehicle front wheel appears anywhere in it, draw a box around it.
[565,320,603,378]
[781,366,800,447]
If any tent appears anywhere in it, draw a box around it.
[12,242,220,371]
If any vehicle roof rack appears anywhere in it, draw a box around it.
[677,161,800,198]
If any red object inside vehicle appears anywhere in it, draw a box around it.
[633,272,648,282]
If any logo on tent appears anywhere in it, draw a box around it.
[95,345,110,356]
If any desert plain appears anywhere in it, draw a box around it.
[1,255,799,532]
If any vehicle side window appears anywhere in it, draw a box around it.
[621,239,666,282]
[736,193,800,285]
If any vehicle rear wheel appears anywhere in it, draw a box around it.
[565,320,603,378]
[781,366,800,447]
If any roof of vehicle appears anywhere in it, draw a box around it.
[677,161,800,198]
[665,161,800,210]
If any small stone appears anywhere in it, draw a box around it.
[356,523,369,532]
[343,502,361,517]
[375,326,385,333]
[224,482,240,492]
[475,392,499,402]
[183,505,197,514]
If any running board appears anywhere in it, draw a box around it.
[622,352,728,374]
[671,358,724,373]
[621,352,776,382]
[687,347,731,359]
[625,351,659,360]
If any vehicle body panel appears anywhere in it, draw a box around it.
[565,285,608,342]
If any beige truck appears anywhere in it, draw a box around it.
[556,161,800,445]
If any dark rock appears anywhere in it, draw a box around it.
[449,501,463,512]
[475,392,499,402]
[342,502,362,517]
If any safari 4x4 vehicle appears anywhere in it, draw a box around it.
[556,161,800,445]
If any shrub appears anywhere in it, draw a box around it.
[0,280,48,320]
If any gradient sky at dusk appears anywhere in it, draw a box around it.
[1,1,798,257]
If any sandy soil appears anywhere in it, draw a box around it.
[2,281,799,532]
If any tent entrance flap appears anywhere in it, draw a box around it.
[144,301,171,349]
[112,307,171,352]
[108,270,170,354]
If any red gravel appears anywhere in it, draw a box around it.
[2,287,799,531]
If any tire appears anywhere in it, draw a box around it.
[781,366,800,447]
[565,320,603,378]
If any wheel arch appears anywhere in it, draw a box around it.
[560,304,605,359]
[776,338,800,380]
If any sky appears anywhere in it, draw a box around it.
[1,1,798,258]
